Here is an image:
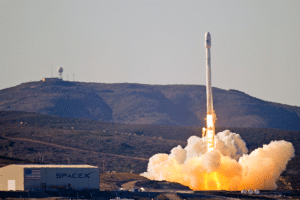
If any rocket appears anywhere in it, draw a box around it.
[205,32,213,115]
[203,32,216,152]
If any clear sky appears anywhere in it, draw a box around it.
[1,0,300,107]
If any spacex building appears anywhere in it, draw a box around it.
[0,164,99,191]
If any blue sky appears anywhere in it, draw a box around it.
[1,0,300,106]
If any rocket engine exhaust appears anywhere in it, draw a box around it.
[202,32,216,152]
[141,32,295,191]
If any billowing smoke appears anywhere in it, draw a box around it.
[141,130,294,190]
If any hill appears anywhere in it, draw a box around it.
[0,80,300,131]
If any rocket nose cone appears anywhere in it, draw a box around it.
[205,32,211,48]
[205,32,211,38]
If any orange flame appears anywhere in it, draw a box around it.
[202,113,219,189]
[203,114,215,152]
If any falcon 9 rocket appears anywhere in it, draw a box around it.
[202,32,216,152]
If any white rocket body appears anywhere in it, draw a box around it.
[203,32,216,152]
[205,32,213,115]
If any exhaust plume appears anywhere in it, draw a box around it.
[141,130,294,191]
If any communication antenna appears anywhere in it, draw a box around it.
[57,67,63,79]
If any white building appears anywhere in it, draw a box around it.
[0,164,99,191]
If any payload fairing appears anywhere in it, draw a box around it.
[202,32,216,152]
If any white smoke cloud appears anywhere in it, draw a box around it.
[141,130,294,191]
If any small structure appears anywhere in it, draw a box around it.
[0,164,99,191]
[130,188,139,192]
[254,189,260,195]
[57,67,63,79]
[42,78,61,82]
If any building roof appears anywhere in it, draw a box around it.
[3,164,98,169]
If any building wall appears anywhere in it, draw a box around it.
[42,78,61,82]
[0,165,99,191]
[24,167,99,190]
[0,165,24,191]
